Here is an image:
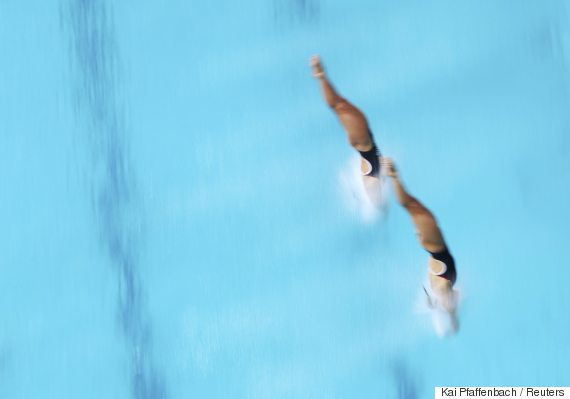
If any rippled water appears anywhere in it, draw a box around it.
[1,1,569,398]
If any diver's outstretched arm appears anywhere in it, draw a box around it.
[383,158,446,253]
[310,56,374,152]
[310,56,343,109]
[386,164,415,207]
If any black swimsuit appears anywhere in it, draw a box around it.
[428,247,457,285]
[358,131,381,177]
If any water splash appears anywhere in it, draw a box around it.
[338,155,390,223]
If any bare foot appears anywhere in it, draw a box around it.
[381,157,398,178]
[310,55,325,79]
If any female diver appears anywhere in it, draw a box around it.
[310,55,459,332]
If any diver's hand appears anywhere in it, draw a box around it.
[381,157,398,178]
[310,55,325,79]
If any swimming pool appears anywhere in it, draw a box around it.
[1,0,569,398]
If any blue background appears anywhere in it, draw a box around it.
[1,0,569,397]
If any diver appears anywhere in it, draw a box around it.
[310,55,383,205]
[310,56,459,333]
[383,158,459,333]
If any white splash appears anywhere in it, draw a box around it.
[415,284,462,337]
[338,155,390,223]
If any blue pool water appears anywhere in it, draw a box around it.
[1,1,569,398]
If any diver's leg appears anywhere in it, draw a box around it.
[310,56,375,154]
[383,158,446,252]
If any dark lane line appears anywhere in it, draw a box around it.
[61,1,167,398]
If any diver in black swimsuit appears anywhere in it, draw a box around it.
[310,56,383,204]
[383,158,459,332]
[311,56,459,333]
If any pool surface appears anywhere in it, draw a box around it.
[1,0,569,398]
